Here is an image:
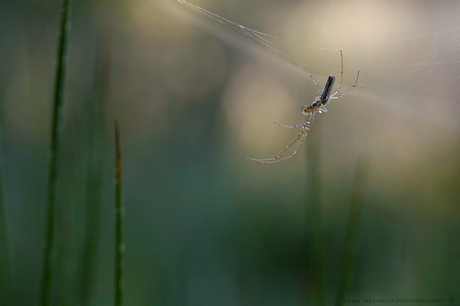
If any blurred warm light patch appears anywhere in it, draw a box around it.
[133,0,195,39]
[223,65,295,151]
[285,0,413,49]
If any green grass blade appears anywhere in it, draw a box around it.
[39,0,72,305]
[336,155,370,306]
[305,119,324,306]
[0,126,14,305]
[114,118,124,306]
[79,29,111,304]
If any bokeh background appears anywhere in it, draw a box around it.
[1,0,460,305]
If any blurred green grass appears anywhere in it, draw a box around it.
[39,0,71,304]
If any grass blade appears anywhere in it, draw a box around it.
[0,125,14,305]
[79,29,112,304]
[39,0,72,305]
[336,155,370,305]
[114,118,124,306]
[305,119,324,306]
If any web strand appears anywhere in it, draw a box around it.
[178,0,460,101]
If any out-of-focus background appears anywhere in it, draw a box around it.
[1,0,460,305]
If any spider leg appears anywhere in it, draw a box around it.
[274,121,311,129]
[310,75,321,95]
[254,125,310,164]
[329,50,344,97]
[274,110,314,128]
[329,70,359,99]
[243,126,306,163]
[244,112,316,163]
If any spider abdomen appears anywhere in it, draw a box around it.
[321,76,336,104]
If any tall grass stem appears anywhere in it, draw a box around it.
[39,0,72,305]
[79,29,111,304]
[305,119,324,306]
[335,155,369,305]
[0,125,14,305]
[114,118,124,306]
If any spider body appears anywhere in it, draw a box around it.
[319,75,336,105]
[244,51,359,164]
[302,75,336,115]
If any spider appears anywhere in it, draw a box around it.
[243,50,359,164]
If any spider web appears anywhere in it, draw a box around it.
[348,28,460,99]
[176,0,460,120]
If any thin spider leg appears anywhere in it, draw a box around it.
[244,111,317,163]
[310,75,321,95]
[329,50,344,97]
[255,125,310,164]
[274,111,314,129]
[274,121,310,129]
[329,70,359,99]
[243,127,306,162]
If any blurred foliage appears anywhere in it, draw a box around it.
[0,0,459,305]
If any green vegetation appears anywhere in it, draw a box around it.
[39,1,72,305]
[114,118,124,306]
